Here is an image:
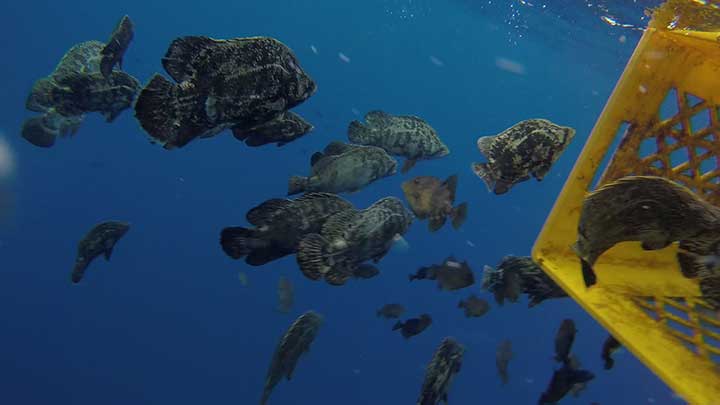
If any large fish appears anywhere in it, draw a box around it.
[135,36,316,149]
[573,176,720,288]
[72,221,130,283]
[402,175,468,232]
[220,192,353,266]
[482,256,568,307]
[297,197,413,285]
[261,311,323,405]
[417,337,464,405]
[348,110,449,173]
[288,141,397,195]
[472,119,574,194]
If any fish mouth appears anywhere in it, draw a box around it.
[435,147,450,158]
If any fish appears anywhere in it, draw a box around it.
[401,175,468,232]
[50,70,140,122]
[482,256,569,307]
[297,197,413,285]
[496,339,513,385]
[261,311,323,405]
[601,335,621,370]
[554,319,577,365]
[220,192,354,266]
[21,111,83,148]
[566,355,590,398]
[232,111,314,147]
[348,110,449,173]
[377,304,405,319]
[100,15,134,78]
[288,141,397,195]
[408,266,438,282]
[573,176,720,288]
[700,275,720,311]
[277,276,294,313]
[458,294,490,318]
[353,264,380,280]
[417,337,464,405]
[134,36,316,149]
[393,314,432,339]
[411,257,475,291]
[538,363,595,404]
[472,119,575,194]
[72,221,130,283]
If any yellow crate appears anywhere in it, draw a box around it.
[532,1,720,404]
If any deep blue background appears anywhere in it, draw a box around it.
[0,0,682,404]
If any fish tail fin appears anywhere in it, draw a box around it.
[392,321,403,331]
[287,176,309,195]
[297,234,330,281]
[471,162,495,193]
[134,74,192,149]
[581,259,597,287]
[347,120,369,143]
[451,202,468,229]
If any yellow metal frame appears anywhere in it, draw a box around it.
[532,3,720,404]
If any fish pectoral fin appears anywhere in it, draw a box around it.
[428,216,446,232]
[401,158,417,173]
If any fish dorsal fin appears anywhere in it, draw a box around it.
[161,36,219,82]
[310,151,325,167]
[296,192,345,203]
[443,175,459,202]
[323,141,357,156]
[476,135,496,158]
[310,153,339,174]
[321,209,360,241]
[246,198,293,225]
[365,110,392,126]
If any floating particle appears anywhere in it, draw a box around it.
[0,134,16,182]
[339,52,351,63]
[351,108,360,116]
[495,57,526,75]
[310,45,318,55]
[600,15,635,28]
[429,56,444,67]
[619,35,627,44]
[238,271,249,287]
[178,177,185,183]
[466,240,476,247]
[525,378,535,384]
[352,369,361,375]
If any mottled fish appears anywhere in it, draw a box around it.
[573,176,720,288]
[261,311,323,405]
[402,175,468,232]
[220,192,353,266]
[417,337,464,405]
[233,111,313,147]
[134,36,316,149]
[288,141,397,195]
[377,303,405,319]
[297,197,413,285]
[482,256,569,307]
[601,335,621,370]
[458,294,490,318]
[496,339,513,385]
[393,314,432,339]
[100,15,134,78]
[348,110,449,173]
[472,119,575,194]
[72,221,130,283]
[554,319,577,365]
[277,276,294,314]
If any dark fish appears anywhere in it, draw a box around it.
[554,319,577,364]
[393,314,432,339]
[573,176,720,288]
[21,111,83,148]
[134,36,316,149]
[233,111,314,147]
[401,175,468,232]
[482,256,568,307]
[51,70,140,122]
[601,335,621,370]
[538,364,595,404]
[458,294,490,318]
[435,258,475,291]
[72,221,130,283]
[409,265,438,282]
[377,304,405,319]
[496,339,513,385]
[348,110,449,173]
[261,311,323,405]
[220,192,353,266]
[417,337,464,405]
[100,15,134,78]
[472,119,575,195]
[277,276,294,314]
[297,197,413,285]
[288,141,397,195]
[566,355,590,398]
[353,264,380,280]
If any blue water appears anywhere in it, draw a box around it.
[0,0,681,404]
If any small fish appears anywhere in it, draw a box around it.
[573,176,720,288]
[261,311,323,405]
[410,257,475,291]
[377,303,405,319]
[402,175,468,232]
[554,319,577,365]
[496,339,513,385]
[100,15,134,78]
[232,111,314,148]
[72,221,130,283]
[277,276,294,313]
[601,335,621,370]
[237,271,249,287]
[472,119,575,194]
[538,364,595,404]
[417,337,464,404]
[409,266,438,282]
[288,141,397,195]
[348,110,449,173]
[458,294,490,318]
[393,314,432,339]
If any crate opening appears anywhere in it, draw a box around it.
[660,88,680,121]
[590,122,629,190]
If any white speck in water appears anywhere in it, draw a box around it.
[178,177,185,183]
[339,52,351,63]
[524,377,534,384]
[592,90,599,96]
[351,108,360,116]
[495,57,526,75]
[352,369,360,375]
[310,45,318,55]
[647,398,656,404]
[0,134,17,182]
[429,56,444,67]
[466,240,476,247]
[619,35,627,43]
